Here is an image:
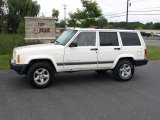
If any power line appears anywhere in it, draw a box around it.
[107,13,160,18]
[105,9,160,17]
[130,10,160,12]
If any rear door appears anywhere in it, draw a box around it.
[97,32,122,69]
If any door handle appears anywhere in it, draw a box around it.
[114,48,121,50]
[90,48,98,51]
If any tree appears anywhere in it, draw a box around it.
[52,8,59,21]
[96,16,108,27]
[153,23,160,29]
[56,20,65,28]
[0,0,6,32]
[68,0,106,27]
[7,0,40,33]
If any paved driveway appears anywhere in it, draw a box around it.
[145,40,160,46]
[0,61,160,120]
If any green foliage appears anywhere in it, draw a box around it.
[56,20,65,28]
[17,20,25,34]
[0,33,25,55]
[96,16,108,27]
[145,22,153,29]
[7,0,40,33]
[109,22,145,29]
[52,8,59,21]
[0,0,6,32]
[153,23,160,30]
[68,0,107,27]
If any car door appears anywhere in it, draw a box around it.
[98,32,122,69]
[63,31,98,71]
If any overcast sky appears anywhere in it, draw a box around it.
[36,0,160,23]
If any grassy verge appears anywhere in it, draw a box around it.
[0,54,11,70]
[0,33,24,70]
[147,46,160,60]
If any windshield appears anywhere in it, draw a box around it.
[55,30,77,46]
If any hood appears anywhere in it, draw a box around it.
[16,43,64,53]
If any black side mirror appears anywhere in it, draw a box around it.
[69,42,77,47]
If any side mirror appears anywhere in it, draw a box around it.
[69,42,77,47]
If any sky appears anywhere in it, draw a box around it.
[36,0,160,23]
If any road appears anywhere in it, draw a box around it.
[0,61,160,120]
[145,39,160,46]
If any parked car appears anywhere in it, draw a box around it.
[140,32,151,37]
[156,33,160,37]
[10,28,148,88]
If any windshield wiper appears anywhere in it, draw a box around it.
[54,41,60,45]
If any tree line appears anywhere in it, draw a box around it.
[0,0,159,33]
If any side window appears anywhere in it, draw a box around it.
[99,32,119,46]
[120,32,141,46]
[73,32,96,46]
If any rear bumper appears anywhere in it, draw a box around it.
[10,60,28,75]
[134,59,148,66]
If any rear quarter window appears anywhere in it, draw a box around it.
[120,32,141,46]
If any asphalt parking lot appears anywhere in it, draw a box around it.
[0,61,160,120]
[145,39,160,46]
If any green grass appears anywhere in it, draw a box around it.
[147,46,160,60]
[0,33,25,55]
[0,54,11,69]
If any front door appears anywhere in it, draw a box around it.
[64,32,98,71]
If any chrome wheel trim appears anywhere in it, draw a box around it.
[33,68,50,85]
[119,64,132,79]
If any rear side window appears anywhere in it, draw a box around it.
[99,32,119,46]
[120,32,141,46]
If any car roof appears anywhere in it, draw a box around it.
[67,28,139,32]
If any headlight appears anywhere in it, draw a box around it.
[13,48,19,63]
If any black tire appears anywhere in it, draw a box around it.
[95,70,107,74]
[27,62,54,88]
[113,59,134,82]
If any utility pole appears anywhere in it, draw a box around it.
[63,5,67,29]
[126,0,129,23]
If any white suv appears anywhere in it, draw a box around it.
[10,28,148,88]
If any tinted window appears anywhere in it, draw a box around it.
[99,32,119,46]
[74,32,96,46]
[120,32,141,46]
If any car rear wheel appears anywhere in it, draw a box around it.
[27,62,54,88]
[113,59,134,81]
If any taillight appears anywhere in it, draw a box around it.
[17,54,20,63]
[145,49,147,58]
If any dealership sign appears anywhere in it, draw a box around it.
[25,17,56,42]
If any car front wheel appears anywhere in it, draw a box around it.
[27,62,54,88]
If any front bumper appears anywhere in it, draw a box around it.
[10,60,28,75]
[134,59,148,66]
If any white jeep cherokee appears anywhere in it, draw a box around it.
[10,28,148,88]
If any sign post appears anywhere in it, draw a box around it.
[25,17,56,43]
